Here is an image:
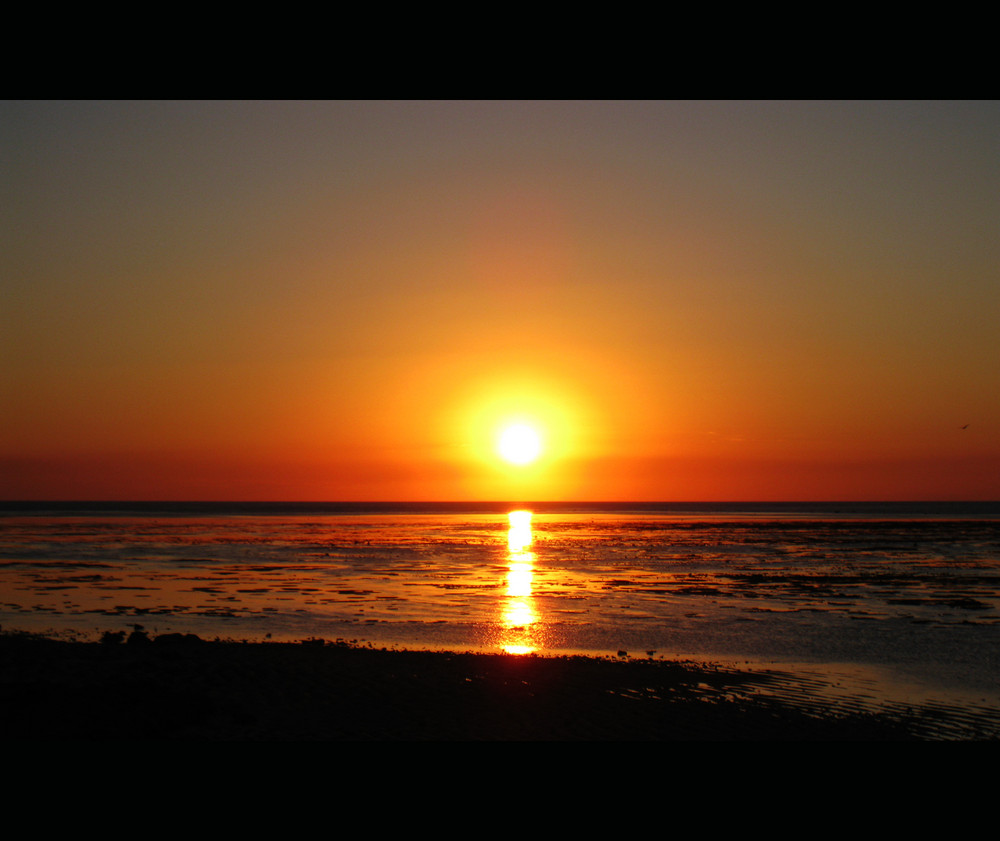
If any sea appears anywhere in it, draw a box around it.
[2,500,999,716]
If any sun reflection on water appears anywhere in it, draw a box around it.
[499,509,542,654]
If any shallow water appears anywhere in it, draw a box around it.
[2,502,999,710]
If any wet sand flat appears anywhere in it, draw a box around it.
[2,632,997,740]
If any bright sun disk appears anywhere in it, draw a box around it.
[498,423,542,465]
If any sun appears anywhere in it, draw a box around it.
[498,423,542,465]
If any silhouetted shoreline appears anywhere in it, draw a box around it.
[2,631,995,741]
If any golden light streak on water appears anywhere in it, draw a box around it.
[500,509,541,654]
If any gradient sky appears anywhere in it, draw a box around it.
[3,100,998,501]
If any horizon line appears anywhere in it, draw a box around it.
[3,499,998,506]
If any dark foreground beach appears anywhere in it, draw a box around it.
[3,630,998,740]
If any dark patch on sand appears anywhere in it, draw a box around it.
[2,631,997,741]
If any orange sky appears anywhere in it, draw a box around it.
[2,100,998,500]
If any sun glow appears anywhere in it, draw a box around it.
[498,423,542,465]
[441,368,606,499]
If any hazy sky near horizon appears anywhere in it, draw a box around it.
[3,100,998,500]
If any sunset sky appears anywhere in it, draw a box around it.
[3,100,998,501]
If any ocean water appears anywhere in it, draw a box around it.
[2,501,999,708]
